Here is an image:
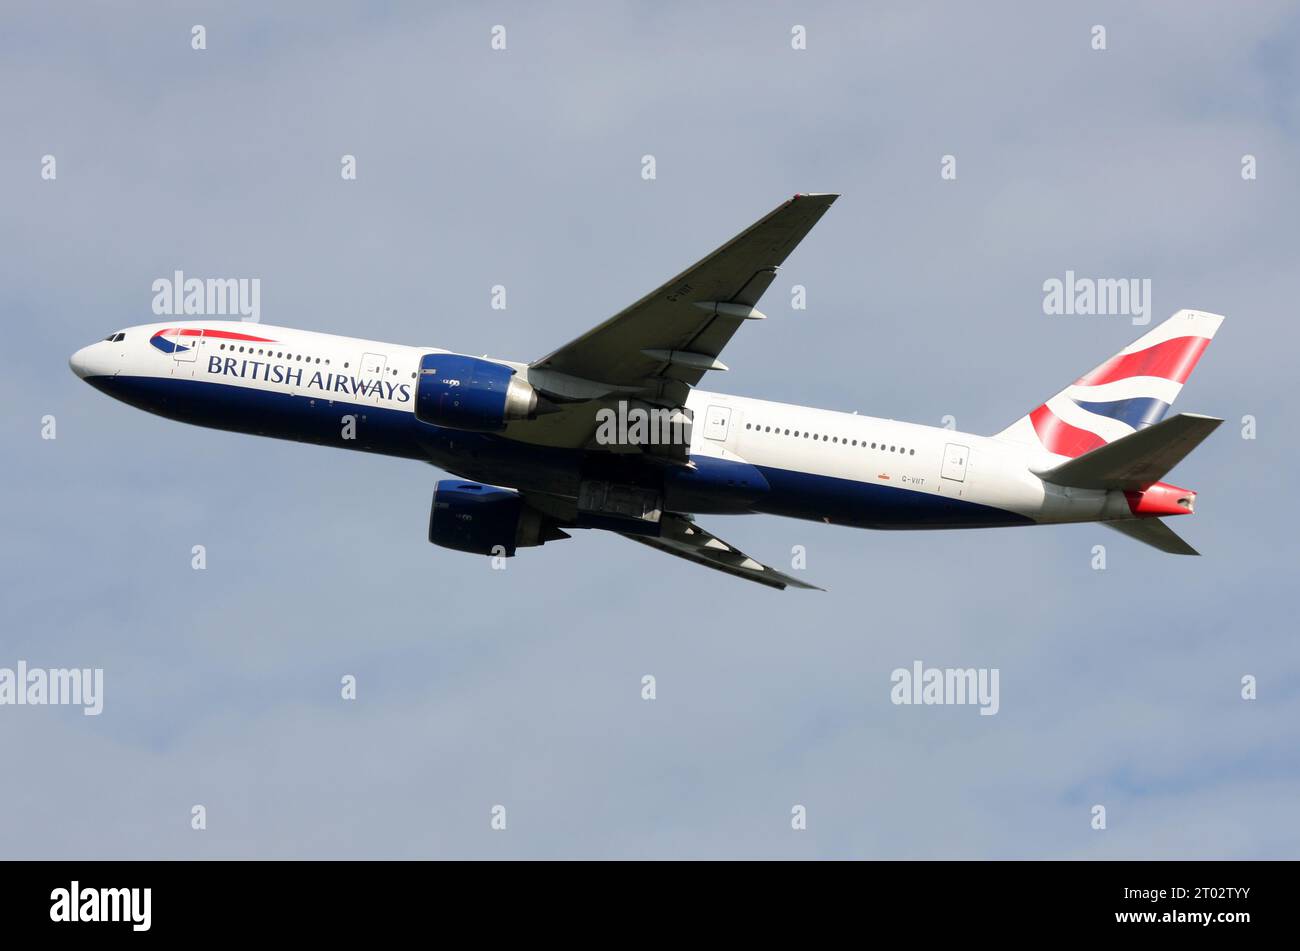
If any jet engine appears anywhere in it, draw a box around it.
[428,480,568,556]
[415,354,538,432]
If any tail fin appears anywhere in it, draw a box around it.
[995,309,1224,458]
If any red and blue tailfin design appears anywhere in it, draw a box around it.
[995,309,1224,458]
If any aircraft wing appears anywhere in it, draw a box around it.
[531,194,838,390]
[622,513,823,591]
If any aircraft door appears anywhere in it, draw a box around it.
[703,405,731,442]
[941,443,969,482]
[358,352,388,401]
[172,328,201,363]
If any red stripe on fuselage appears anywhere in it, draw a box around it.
[1074,335,1210,387]
[155,327,276,342]
[1029,404,1107,457]
[201,329,276,342]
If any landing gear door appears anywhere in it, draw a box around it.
[703,405,731,442]
[941,443,969,482]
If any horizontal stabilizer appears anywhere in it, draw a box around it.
[1104,518,1200,555]
[1034,413,1222,490]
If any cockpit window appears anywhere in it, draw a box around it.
[104,332,126,342]
[114,333,126,342]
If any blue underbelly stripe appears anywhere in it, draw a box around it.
[88,375,1030,530]
[751,464,1031,529]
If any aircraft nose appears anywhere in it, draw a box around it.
[69,345,94,379]
[69,341,116,381]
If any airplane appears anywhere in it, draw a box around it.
[69,194,1225,590]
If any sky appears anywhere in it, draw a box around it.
[1,1,1297,858]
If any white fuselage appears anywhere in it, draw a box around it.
[70,320,1134,530]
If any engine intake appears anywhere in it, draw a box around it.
[428,480,568,556]
[415,353,537,432]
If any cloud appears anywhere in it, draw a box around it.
[1,0,1296,858]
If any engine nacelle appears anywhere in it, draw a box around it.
[428,481,567,556]
[415,353,537,432]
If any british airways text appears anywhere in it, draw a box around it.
[207,356,412,402]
